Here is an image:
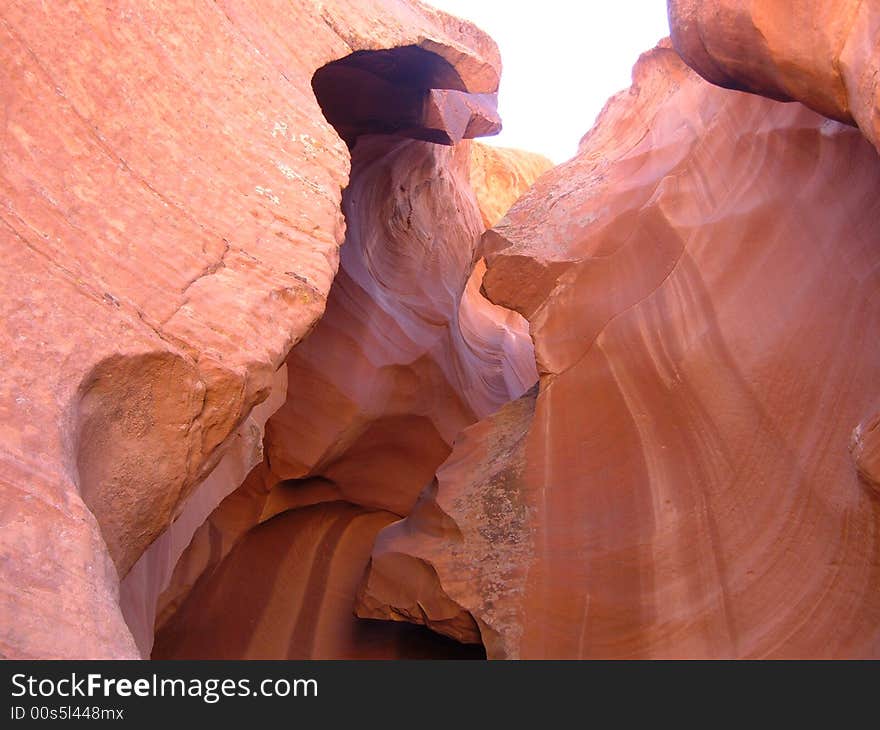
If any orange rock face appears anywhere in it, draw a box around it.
[356,386,537,658]
[0,0,504,659]
[142,18,552,661]
[668,0,880,152]
[358,42,880,658]
[263,135,537,517]
[468,143,553,228]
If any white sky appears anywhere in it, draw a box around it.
[425,1,671,163]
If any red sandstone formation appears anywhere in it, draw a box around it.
[668,0,880,152]
[118,367,288,657]
[469,143,554,228]
[6,0,880,662]
[356,386,537,658]
[263,136,536,516]
[0,0,506,659]
[357,40,880,659]
[151,125,537,661]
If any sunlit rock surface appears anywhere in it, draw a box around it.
[264,136,537,516]
[8,0,880,662]
[468,143,553,228]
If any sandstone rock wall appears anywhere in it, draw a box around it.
[152,126,539,661]
[263,135,536,517]
[7,0,880,662]
[0,0,504,659]
[153,499,484,659]
[358,41,880,659]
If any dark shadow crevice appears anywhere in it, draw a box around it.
[312,44,500,146]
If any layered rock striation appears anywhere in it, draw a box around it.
[144,9,550,659]
[153,500,484,659]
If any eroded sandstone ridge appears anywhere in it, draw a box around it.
[357,40,880,658]
[0,0,509,659]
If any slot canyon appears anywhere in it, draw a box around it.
[2,0,880,660]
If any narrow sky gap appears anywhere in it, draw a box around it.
[426,0,671,163]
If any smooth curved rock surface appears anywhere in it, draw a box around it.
[151,23,542,658]
[0,0,501,659]
[154,134,538,657]
[11,0,880,663]
[360,41,880,659]
[668,0,880,152]
[153,501,484,659]
[357,386,537,658]
[264,135,537,518]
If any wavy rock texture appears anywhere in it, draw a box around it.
[668,0,880,152]
[0,0,502,659]
[264,136,537,515]
[358,41,880,659]
[153,131,539,658]
[469,143,554,228]
[12,0,878,663]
